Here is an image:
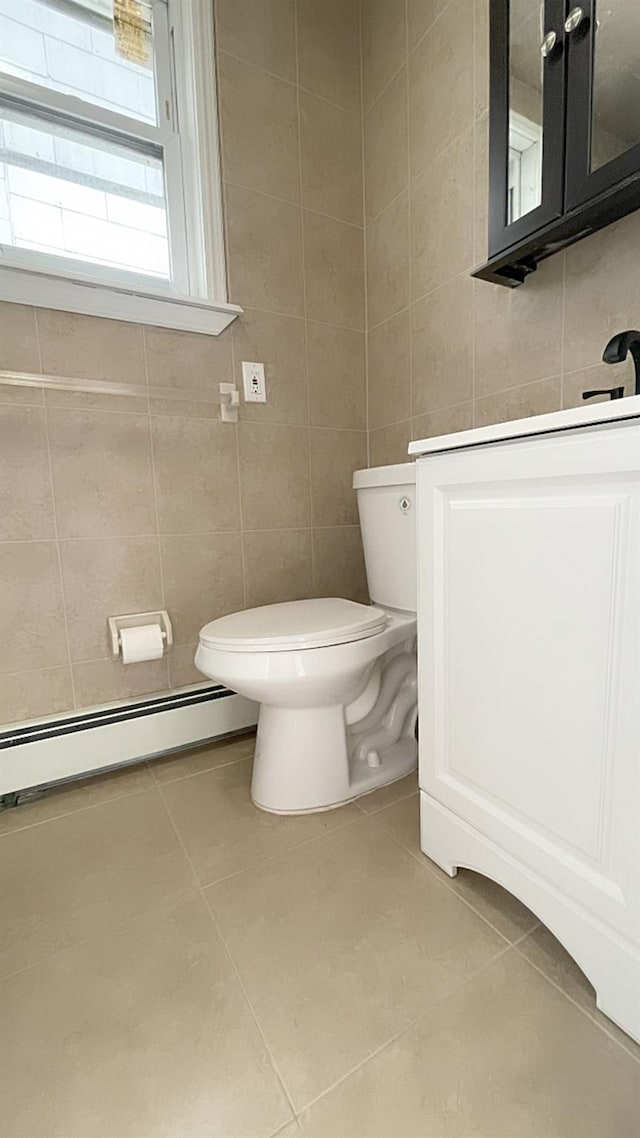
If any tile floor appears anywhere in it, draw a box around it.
[1,732,638,1138]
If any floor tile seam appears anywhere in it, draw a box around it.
[200,885,299,1123]
[374,820,525,947]
[147,752,253,788]
[197,809,372,892]
[255,805,372,858]
[0,782,155,839]
[359,788,419,816]
[221,17,315,1121]
[296,938,518,1118]
[512,940,640,1064]
[156,779,299,1117]
[379,814,639,1063]
[0,887,201,987]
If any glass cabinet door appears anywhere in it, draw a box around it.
[565,0,640,208]
[488,0,566,259]
[507,0,544,225]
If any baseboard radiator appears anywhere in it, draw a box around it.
[0,685,258,799]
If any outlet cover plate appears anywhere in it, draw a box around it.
[242,361,267,403]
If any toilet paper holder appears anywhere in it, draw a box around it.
[108,610,173,659]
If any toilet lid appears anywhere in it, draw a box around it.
[199,598,388,652]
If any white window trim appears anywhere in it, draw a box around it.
[0,0,241,336]
[508,111,543,228]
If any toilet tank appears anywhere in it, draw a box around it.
[353,462,416,613]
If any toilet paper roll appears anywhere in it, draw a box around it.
[120,623,164,664]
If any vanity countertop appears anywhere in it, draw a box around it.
[409,393,640,457]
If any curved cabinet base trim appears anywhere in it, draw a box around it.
[419,791,640,1046]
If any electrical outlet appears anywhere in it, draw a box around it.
[241,361,267,403]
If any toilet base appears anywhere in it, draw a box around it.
[251,704,351,814]
[252,715,416,815]
[251,638,418,814]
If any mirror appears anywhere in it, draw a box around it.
[507,0,544,224]
[591,1,640,171]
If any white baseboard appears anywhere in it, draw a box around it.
[0,685,258,796]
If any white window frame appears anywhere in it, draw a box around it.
[0,0,241,335]
[507,111,543,227]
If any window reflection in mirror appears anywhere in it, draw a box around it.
[508,0,543,223]
[592,0,640,171]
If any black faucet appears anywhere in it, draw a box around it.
[582,329,640,402]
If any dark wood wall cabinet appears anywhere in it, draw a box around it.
[474,0,640,287]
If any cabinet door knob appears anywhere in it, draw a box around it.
[564,6,585,33]
[540,29,558,57]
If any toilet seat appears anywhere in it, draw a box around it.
[199,597,388,653]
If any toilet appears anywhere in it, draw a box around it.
[195,462,417,813]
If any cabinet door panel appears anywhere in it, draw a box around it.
[489,0,565,256]
[417,428,640,939]
[565,0,640,208]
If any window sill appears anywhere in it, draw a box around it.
[0,258,243,337]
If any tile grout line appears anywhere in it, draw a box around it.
[293,0,315,576]
[367,257,478,338]
[407,0,458,66]
[404,0,413,432]
[376,811,640,1064]
[154,779,300,1124]
[365,183,407,236]
[373,807,533,946]
[0,521,364,550]
[0,885,195,987]
[224,177,364,234]
[356,786,418,816]
[361,0,457,123]
[471,0,478,426]
[254,802,368,863]
[405,118,476,218]
[0,739,256,835]
[363,55,405,120]
[34,306,79,713]
[512,940,640,1064]
[297,937,518,1119]
[142,749,255,791]
[229,327,248,609]
[203,894,300,1125]
[194,800,371,895]
[560,251,568,408]
[141,326,170,687]
[0,403,368,428]
[359,0,371,467]
[218,46,362,119]
[0,783,153,839]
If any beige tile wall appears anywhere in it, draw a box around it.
[7,0,638,729]
[362,0,639,465]
[0,0,368,727]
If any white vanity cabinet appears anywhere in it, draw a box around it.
[411,401,640,1044]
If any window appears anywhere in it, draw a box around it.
[507,112,542,227]
[0,0,239,335]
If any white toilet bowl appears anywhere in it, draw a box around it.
[196,462,418,813]
[196,598,417,812]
